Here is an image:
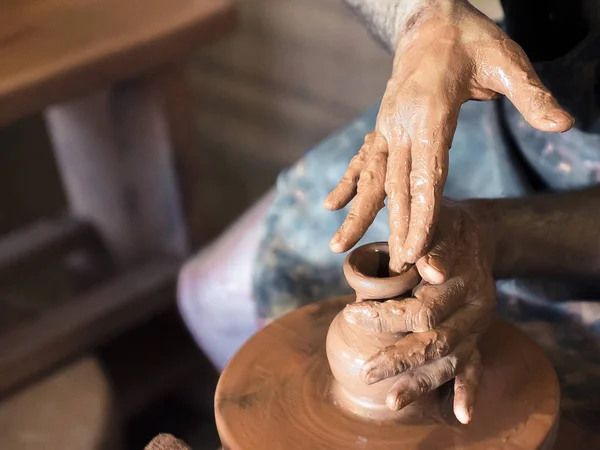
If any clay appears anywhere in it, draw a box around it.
[326,310,440,421]
[216,244,559,449]
[343,241,420,301]
[215,296,559,449]
[327,242,429,419]
[339,203,497,424]
[146,434,191,450]
[324,0,573,274]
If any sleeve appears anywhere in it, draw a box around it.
[342,0,425,52]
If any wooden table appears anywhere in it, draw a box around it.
[0,0,235,399]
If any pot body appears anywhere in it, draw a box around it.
[325,242,437,420]
[326,309,407,420]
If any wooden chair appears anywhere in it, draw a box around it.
[0,0,235,437]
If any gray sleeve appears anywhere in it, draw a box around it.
[342,0,429,52]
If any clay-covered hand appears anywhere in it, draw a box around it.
[343,199,495,424]
[324,0,573,274]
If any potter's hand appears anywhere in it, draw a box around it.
[325,0,573,274]
[343,199,495,424]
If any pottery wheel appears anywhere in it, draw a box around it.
[215,296,560,450]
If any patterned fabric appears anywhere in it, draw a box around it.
[252,32,600,431]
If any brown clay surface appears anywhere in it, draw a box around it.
[215,296,559,450]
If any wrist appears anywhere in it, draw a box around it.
[390,0,473,73]
[395,0,470,42]
[343,0,427,53]
[463,198,503,277]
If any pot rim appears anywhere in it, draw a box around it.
[343,242,420,300]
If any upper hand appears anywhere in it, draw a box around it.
[342,199,496,424]
[325,0,573,273]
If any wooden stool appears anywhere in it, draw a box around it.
[0,357,119,450]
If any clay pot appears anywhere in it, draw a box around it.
[326,242,426,420]
[343,241,421,301]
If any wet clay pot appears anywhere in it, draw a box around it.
[215,241,560,449]
[326,242,437,420]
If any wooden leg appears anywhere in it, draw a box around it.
[44,65,201,266]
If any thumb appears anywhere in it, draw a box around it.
[415,209,460,284]
[480,39,574,132]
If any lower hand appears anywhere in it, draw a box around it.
[342,199,496,424]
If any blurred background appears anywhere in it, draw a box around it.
[0,0,501,449]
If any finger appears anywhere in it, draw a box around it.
[324,131,375,210]
[480,39,573,132]
[361,301,483,384]
[329,135,388,253]
[453,348,482,424]
[416,253,453,285]
[411,278,468,330]
[385,337,476,411]
[343,275,467,334]
[402,111,456,264]
[415,209,460,284]
[385,128,412,275]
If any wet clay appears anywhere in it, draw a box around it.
[343,242,421,301]
[215,296,559,449]
[326,242,435,420]
[215,243,560,449]
[324,0,574,274]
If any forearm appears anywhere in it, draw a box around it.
[342,0,466,52]
[470,186,600,280]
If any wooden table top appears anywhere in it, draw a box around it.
[0,0,235,125]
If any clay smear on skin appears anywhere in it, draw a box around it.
[325,0,573,275]
[328,243,424,420]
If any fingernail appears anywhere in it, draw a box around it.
[455,405,470,424]
[365,369,384,385]
[541,110,574,130]
[402,247,415,263]
[386,394,401,411]
[360,362,374,380]
[391,260,409,276]
[423,262,444,284]
[426,255,442,272]
[386,392,410,411]
[329,235,344,252]
[323,194,337,210]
